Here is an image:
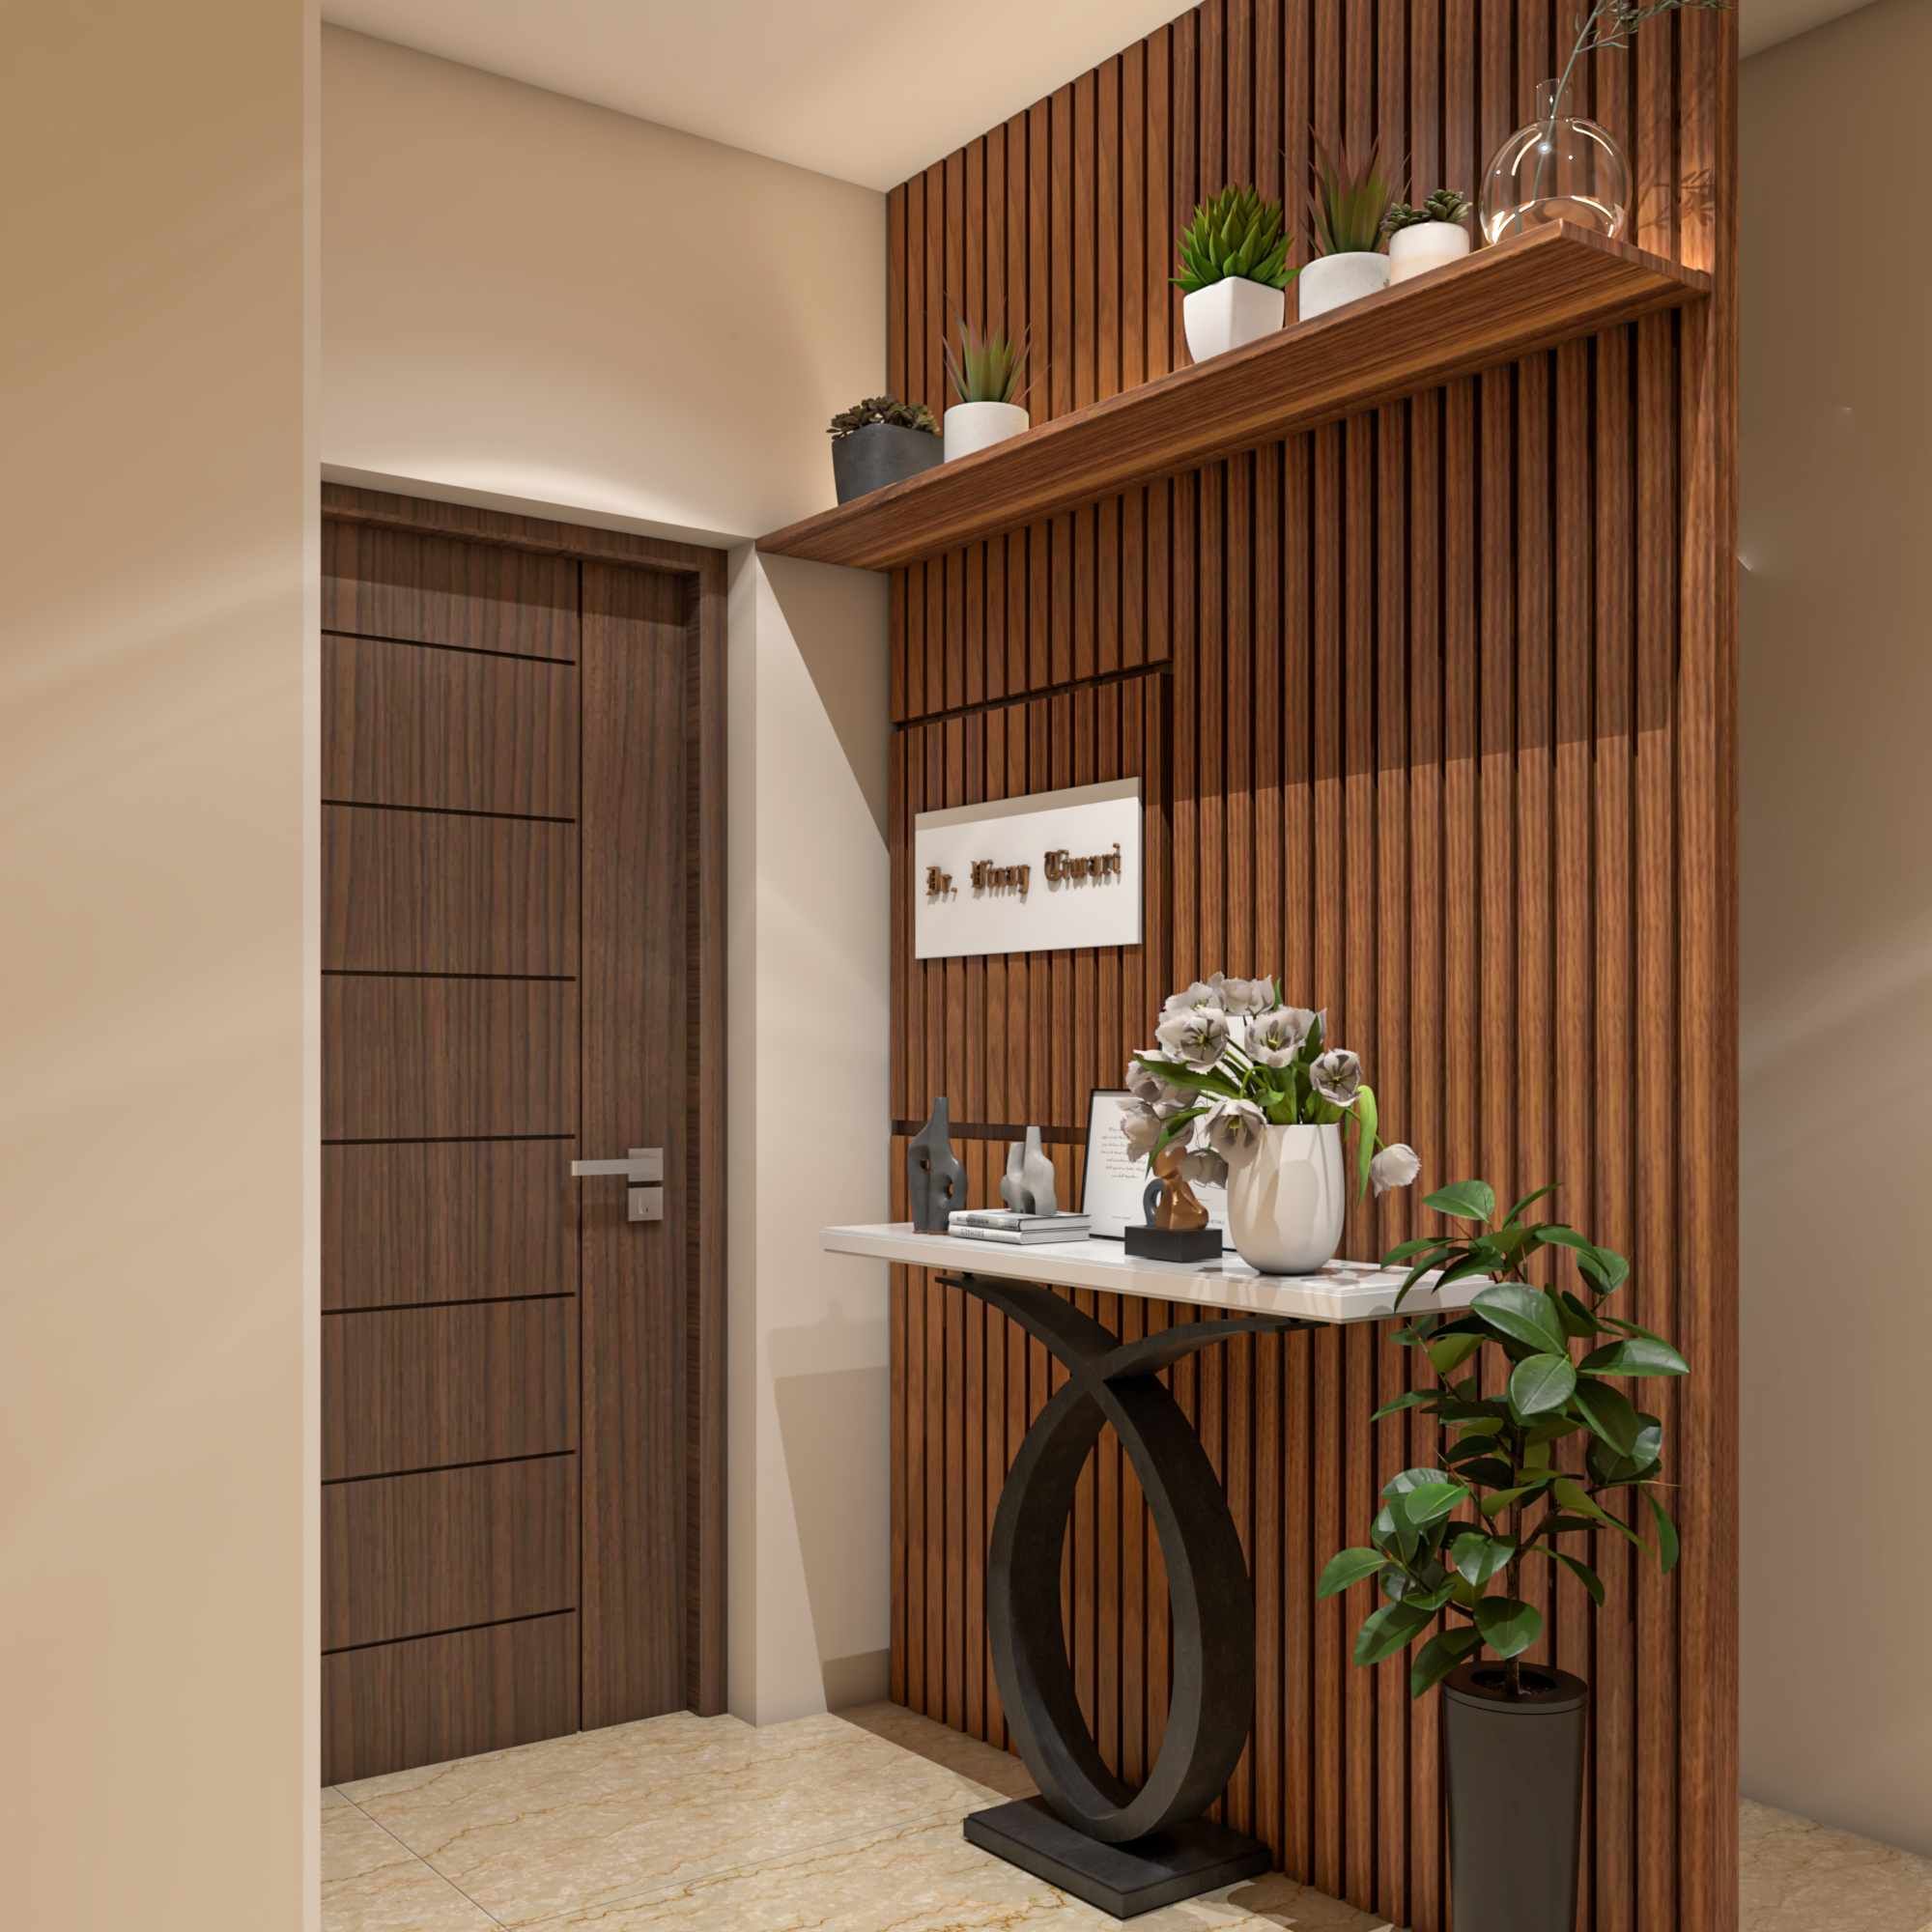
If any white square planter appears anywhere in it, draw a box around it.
[1181,276,1286,363]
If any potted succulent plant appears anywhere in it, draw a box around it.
[1172,184,1296,362]
[1383,188,1474,285]
[827,396,941,503]
[1301,134,1403,320]
[1126,974,1418,1274]
[1320,1179,1689,1932]
[941,314,1032,461]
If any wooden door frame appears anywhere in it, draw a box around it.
[321,480,729,1716]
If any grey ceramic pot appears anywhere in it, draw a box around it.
[1441,1661,1588,1932]
[831,422,942,503]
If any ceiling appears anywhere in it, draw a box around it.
[322,0,1873,190]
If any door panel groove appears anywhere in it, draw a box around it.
[323,971,578,983]
[322,1448,577,1487]
[324,1607,576,1659]
[322,798,577,827]
[322,624,579,667]
[325,1294,577,1322]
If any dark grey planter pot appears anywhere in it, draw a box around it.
[1442,1661,1589,1932]
[831,422,942,503]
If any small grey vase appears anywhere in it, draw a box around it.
[907,1097,966,1232]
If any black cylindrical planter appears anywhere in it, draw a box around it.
[1442,1661,1588,1932]
[831,422,942,502]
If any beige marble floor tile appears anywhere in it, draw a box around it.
[510,1811,1325,1931]
[323,1801,498,1931]
[321,1785,350,1812]
[343,1708,1001,1927]
[1740,1800,1932,1932]
[837,1700,1041,1801]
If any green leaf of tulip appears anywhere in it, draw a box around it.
[1509,1350,1578,1417]
[1580,1337,1689,1378]
[1422,1179,1495,1223]
[1473,1596,1543,1659]
[1316,1547,1388,1598]
[1471,1282,1568,1355]
[1409,1626,1482,1696]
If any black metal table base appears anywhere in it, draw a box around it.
[965,1797,1271,1919]
[939,1272,1309,1919]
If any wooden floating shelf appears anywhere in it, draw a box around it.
[757,225,1709,572]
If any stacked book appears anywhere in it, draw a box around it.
[947,1209,1092,1245]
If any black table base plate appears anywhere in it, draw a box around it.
[963,1798,1271,1919]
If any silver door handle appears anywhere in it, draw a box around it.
[570,1148,664,1182]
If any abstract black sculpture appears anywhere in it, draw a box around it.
[946,1271,1308,1916]
[906,1096,966,1232]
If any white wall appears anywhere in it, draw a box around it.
[322,27,893,1723]
[1740,0,1932,1856]
[0,3,320,1928]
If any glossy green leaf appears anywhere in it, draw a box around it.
[1455,1457,1520,1488]
[1353,1599,1435,1667]
[1580,1337,1689,1378]
[1502,1183,1561,1225]
[1474,1596,1543,1659]
[1556,1291,1605,1338]
[1573,1378,1644,1458]
[1586,1412,1663,1486]
[1551,1476,1644,1548]
[1383,1236,1448,1266]
[1479,1485,1536,1518]
[1409,1626,1481,1696]
[1528,1547,1606,1605]
[1471,1283,1568,1355]
[1389,1479,1466,1530]
[1427,1331,1485,1376]
[1316,1547,1388,1598]
[1509,1351,1577,1417]
[1371,1390,1437,1421]
[1577,1244,1631,1293]
[1643,1490,1681,1573]
[1450,1531,1516,1588]
[1423,1179,1495,1223]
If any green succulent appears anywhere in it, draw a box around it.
[1383,188,1473,235]
[1309,134,1405,256]
[942,313,1032,407]
[827,396,938,440]
[1172,184,1294,295]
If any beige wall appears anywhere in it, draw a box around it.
[321,25,883,544]
[0,2,320,1928]
[322,28,893,1724]
[1740,0,1931,1857]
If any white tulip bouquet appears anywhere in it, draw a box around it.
[1126,973,1420,1199]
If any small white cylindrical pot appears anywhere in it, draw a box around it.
[1388,220,1472,286]
[1297,250,1392,321]
[1182,275,1287,363]
[943,401,1029,461]
[1226,1123,1348,1274]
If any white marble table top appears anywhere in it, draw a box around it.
[820,1222,1467,1324]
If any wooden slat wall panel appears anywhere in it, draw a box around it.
[322,1458,578,1649]
[323,636,578,816]
[323,806,576,976]
[322,1142,576,1311]
[884,6,1737,1930]
[322,1299,577,1479]
[322,521,579,659]
[322,1614,579,1786]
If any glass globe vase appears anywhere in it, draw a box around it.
[1480,79,1631,244]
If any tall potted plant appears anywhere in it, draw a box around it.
[1126,974,1419,1273]
[1320,1179,1689,1932]
[1301,134,1402,320]
[941,313,1032,461]
[1172,184,1296,362]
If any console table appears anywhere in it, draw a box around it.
[820,1224,1469,1918]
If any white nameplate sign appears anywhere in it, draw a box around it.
[914,778,1143,961]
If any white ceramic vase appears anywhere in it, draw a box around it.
[1226,1123,1347,1274]
[943,400,1029,461]
[1182,275,1286,363]
[1297,250,1392,321]
[1387,220,1472,285]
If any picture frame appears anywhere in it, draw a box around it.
[1081,1087,1228,1245]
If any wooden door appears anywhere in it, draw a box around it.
[318,493,724,1784]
